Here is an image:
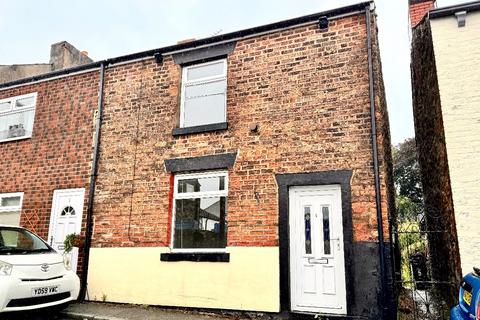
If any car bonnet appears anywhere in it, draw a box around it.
[0,251,63,265]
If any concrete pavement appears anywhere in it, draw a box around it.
[62,302,271,320]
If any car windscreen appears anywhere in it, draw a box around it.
[0,227,52,254]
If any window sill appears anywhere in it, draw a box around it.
[172,122,228,136]
[160,252,230,262]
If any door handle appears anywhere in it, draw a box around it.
[330,237,341,251]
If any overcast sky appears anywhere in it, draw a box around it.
[0,0,464,145]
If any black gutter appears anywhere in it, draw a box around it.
[429,0,480,18]
[0,1,371,90]
[365,4,388,317]
[79,62,105,302]
[105,1,371,65]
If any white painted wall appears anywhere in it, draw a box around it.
[431,11,480,275]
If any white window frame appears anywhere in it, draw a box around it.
[171,171,228,253]
[0,192,24,213]
[0,92,37,143]
[180,59,227,128]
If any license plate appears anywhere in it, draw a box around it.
[463,290,472,306]
[32,285,59,297]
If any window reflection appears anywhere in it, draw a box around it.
[174,197,227,249]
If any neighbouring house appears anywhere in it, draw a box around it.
[0,69,99,277]
[409,0,480,308]
[0,2,396,319]
[0,41,92,84]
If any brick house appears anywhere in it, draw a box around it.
[0,2,395,318]
[0,70,99,275]
[409,0,480,305]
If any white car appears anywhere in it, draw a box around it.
[0,225,80,313]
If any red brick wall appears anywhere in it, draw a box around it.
[0,72,99,271]
[92,13,392,248]
[410,0,436,28]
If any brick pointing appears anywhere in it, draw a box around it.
[0,72,99,273]
[410,1,436,28]
[92,13,393,248]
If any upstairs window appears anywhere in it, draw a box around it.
[0,93,37,142]
[172,171,228,250]
[180,59,227,128]
[0,192,23,226]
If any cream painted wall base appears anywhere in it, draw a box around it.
[87,247,280,312]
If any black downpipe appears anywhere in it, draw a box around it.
[365,4,388,316]
[79,62,106,301]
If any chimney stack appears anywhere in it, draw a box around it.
[177,38,196,45]
[50,41,93,70]
[409,0,436,28]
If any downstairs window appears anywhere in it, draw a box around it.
[172,171,228,250]
[0,193,23,226]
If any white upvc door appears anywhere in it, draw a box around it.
[48,188,85,272]
[289,185,347,315]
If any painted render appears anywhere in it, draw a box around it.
[430,11,480,275]
[87,247,279,312]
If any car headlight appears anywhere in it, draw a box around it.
[0,260,13,276]
[63,254,72,271]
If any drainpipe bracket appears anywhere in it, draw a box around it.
[455,11,467,27]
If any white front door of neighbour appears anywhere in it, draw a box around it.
[289,185,347,315]
[48,188,85,272]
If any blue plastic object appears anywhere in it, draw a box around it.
[451,268,480,320]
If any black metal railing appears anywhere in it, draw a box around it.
[394,217,456,319]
